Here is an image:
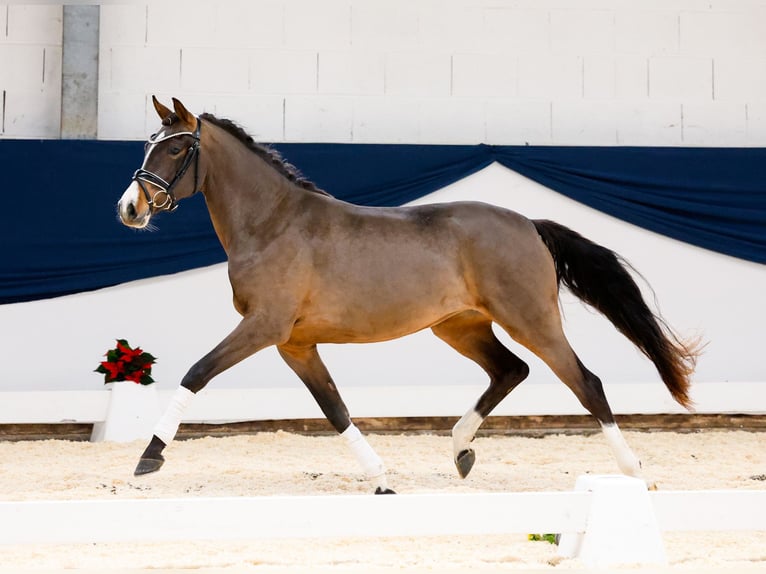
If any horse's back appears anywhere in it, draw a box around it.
[284,197,556,345]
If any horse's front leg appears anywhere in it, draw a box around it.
[277,343,395,494]
[134,316,285,476]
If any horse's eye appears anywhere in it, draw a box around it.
[168,146,182,155]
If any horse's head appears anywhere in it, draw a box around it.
[117,96,202,228]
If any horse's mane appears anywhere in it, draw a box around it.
[198,112,330,196]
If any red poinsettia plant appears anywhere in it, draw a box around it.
[95,339,157,385]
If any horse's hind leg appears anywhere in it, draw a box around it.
[277,343,394,494]
[511,324,644,480]
[431,311,530,479]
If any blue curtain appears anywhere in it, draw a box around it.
[1,140,764,304]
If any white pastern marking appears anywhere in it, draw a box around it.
[341,423,388,490]
[154,386,196,445]
[601,422,643,478]
[452,409,484,458]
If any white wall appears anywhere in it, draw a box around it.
[0,5,62,138]
[96,0,766,145]
[1,165,763,417]
[3,2,766,144]
[0,3,763,415]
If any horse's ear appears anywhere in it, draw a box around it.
[152,95,172,121]
[172,97,196,126]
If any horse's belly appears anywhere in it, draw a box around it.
[289,292,470,345]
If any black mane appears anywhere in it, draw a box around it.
[199,113,329,196]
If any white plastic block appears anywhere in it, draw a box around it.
[284,96,353,142]
[352,1,419,49]
[681,11,764,57]
[418,98,485,144]
[3,89,61,138]
[452,53,517,98]
[550,10,614,54]
[615,10,679,56]
[518,54,582,99]
[108,46,181,93]
[485,99,551,145]
[250,50,317,95]
[552,100,618,145]
[682,101,746,146]
[215,1,284,48]
[318,51,385,95]
[285,1,350,49]
[181,48,249,93]
[481,8,550,54]
[385,52,451,97]
[558,475,667,569]
[6,5,62,45]
[90,382,162,443]
[616,102,682,146]
[100,5,147,47]
[649,56,712,101]
[352,97,421,143]
[714,57,766,102]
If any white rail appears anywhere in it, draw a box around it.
[2,380,764,426]
[1,484,764,568]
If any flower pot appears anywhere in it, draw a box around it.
[90,382,161,442]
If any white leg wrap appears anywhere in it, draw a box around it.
[154,386,195,445]
[341,424,388,489]
[452,409,484,458]
[601,422,643,478]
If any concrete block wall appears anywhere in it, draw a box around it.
[0,5,62,138]
[4,1,766,145]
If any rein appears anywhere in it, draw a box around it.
[132,118,202,212]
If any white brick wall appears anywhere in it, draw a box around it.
[3,1,766,144]
[0,5,62,138]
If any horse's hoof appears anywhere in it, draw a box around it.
[374,487,397,495]
[455,448,476,479]
[134,456,164,476]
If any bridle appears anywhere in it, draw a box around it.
[132,118,202,212]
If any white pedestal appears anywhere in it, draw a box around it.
[90,382,161,442]
[558,474,667,569]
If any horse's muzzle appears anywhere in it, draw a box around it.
[117,181,151,228]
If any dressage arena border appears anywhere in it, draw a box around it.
[2,480,765,568]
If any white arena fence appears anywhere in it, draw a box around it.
[3,380,764,433]
[1,479,765,568]
[2,384,764,567]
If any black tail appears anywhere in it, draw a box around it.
[533,219,700,410]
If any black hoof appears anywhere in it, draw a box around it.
[374,487,397,495]
[455,448,475,479]
[134,456,164,476]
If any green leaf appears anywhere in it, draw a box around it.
[528,533,557,544]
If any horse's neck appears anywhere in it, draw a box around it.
[202,147,299,254]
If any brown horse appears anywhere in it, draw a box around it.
[118,97,699,494]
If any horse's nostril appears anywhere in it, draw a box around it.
[127,202,137,219]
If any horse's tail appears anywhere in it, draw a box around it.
[532,219,700,410]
